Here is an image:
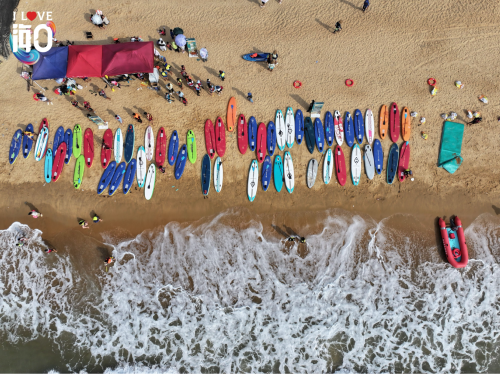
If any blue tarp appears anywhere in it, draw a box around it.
[32,47,68,80]
[438,121,464,174]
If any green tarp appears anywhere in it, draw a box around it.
[438,121,464,174]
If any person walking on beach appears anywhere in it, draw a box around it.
[247,92,254,103]
[195,83,201,96]
[79,220,89,229]
[133,113,143,123]
[177,78,183,89]
[93,214,103,223]
[332,20,342,33]
[28,210,42,218]
[165,93,173,103]
[181,97,188,106]
[166,82,174,94]
[362,0,370,12]
[215,86,223,96]
[83,101,93,112]
[260,0,269,8]
[219,70,226,81]
[143,112,153,122]
[115,114,123,124]
[99,89,111,100]
[177,91,185,102]
[71,100,79,109]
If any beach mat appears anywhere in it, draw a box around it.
[438,121,464,174]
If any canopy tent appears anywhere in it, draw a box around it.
[101,41,154,76]
[32,47,68,80]
[66,45,103,78]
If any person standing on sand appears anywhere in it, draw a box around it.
[115,114,123,124]
[260,0,269,8]
[362,0,370,12]
[93,214,103,223]
[177,91,185,102]
[199,48,208,62]
[247,92,254,103]
[99,89,111,100]
[177,78,183,88]
[219,70,225,81]
[79,220,89,229]
[143,112,153,122]
[28,210,42,218]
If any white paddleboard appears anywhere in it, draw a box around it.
[284,151,294,193]
[144,163,156,200]
[276,110,286,151]
[307,159,318,188]
[34,127,49,161]
[351,144,361,186]
[334,110,344,146]
[214,157,223,192]
[365,109,374,144]
[145,126,154,161]
[136,146,147,188]
[248,160,258,202]
[364,144,375,180]
[114,128,122,163]
[285,107,295,148]
[323,148,333,184]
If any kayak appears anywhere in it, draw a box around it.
[242,53,269,62]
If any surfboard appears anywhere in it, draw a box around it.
[9,129,22,164]
[205,119,216,159]
[215,117,226,157]
[53,126,64,159]
[168,130,179,166]
[124,124,135,163]
[334,111,344,146]
[295,109,304,145]
[51,142,67,182]
[261,155,272,191]
[267,121,276,156]
[285,107,295,148]
[284,151,294,193]
[387,143,399,184]
[202,154,211,196]
[398,141,411,182]
[227,97,236,132]
[97,161,116,194]
[390,102,400,143]
[144,164,156,200]
[35,127,49,161]
[324,111,334,147]
[248,160,259,202]
[73,155,85,189]
[63,128,73,164]
[344,112,354,147]
[364,144,375,180]
[304,117,315,154]
[23,124,34,159]
[174,144,187,180]
[351,144,361,186]
[314,118,325,153]
[237,114,247,155]
[274,155,283,192]
[156,127,166,166]
[214,156,223,192]
[123,158,137,194]
[114,128,122,163]
[379,105,388,140]
[334,145,346,186]
[136,146,146,188]
[187,130,196,164]
[257,122,267,163]
[354,110,364,144]
[402,107,411,141]
[248,116,257,152]
[373,139,384,175]
[307,159,318,188]
[73,124,82,159]
[44,148,52,183]
[365,109,374,144]
[84,128,94,168]
[323,148,333,184]
[101,129,113,169]
[276,110,286,151]
[145,126,154,162]
[108,162,126,195]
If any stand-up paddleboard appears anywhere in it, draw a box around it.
[64,128,73,164]
[98,161,116,194]
[39,117,49,133]
[101,129,113,168]
[365,109,374,144]
[156,127,166,166]
[373,139,384,175]
[53,126,64,159]
[204,119,216,159]
[84,128,94,168]
[402,107,411,141]
[9,130,22,164]
[354,110,364,144]
[237,114,247,155]
[136,146,146,188]
[248,160,259,202]
[334,145,346,186]
[261,155,272,191]
[51,142,67,182]
[23,124,34,158]
[123,158,137,194]
[364,144,375,180]
[73,124,82,159]
[387,143,399,184]
[344,112,354,147]
[227,96,236,132]
[214,156,223,192]
[323,148,333,184]
[168,130,179,166]
[44,148,53,183]
[202,154,211,196]
[274,155,283,192]
[187,130,196,164]
[276,110,286,151]
[73,154,85,189]
[334,111,344,146]
[304,117,315,154]
[398,141,411,182]
[284,151,294,193]
[114,128,122,163]
[285,107,295,148]
[174,144,187,180]
[257,122,267,163]
[248,116,257,152]
[351,144,361,186]
[267,121,276,156]
[390,102,400,143]
[34,127,49,161]
[295,109,304,145]
[144,164,156,200]
[124,124,135,163]
[307,159,318,188]
[379,105,388,140]
[145,126,154,162]
[314,118,325,153]
[215,116,226,157]
[109,162,126,196]
[324,111,334,147]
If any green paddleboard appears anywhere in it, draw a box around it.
[73,124,82,158]
[187,130,197,164]
[74,155,85,189]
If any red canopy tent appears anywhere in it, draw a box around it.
[66,45,103,78]
[101,42,154,76]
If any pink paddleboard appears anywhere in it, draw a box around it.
[237,114,247,155]
[256,122,267,163]
[398,141,411,182]
[390,102,400,143]
[335,145,347,186]
[205,119,216,159]
[215,116,226,157]
[51,142,67,182]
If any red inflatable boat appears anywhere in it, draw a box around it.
[438,216,469,268]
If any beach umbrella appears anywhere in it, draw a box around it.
[91,14,103,25]
[175,34,186,47]
[173,27,184,36]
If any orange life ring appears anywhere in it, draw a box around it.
[293,80,302,89]
[345,79,354,87]
[427,78,436,86]
[452,248,461,259]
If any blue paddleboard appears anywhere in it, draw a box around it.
[97,161,116,194]
[274,155,283,192]
[64,128,73,164]
[23,124,34,158]
[109,162,126,196]
[44,148,53,183]
[168,130,179,166]
[295,109,304,145]
[261,155,272,191]
[267,121,276,156]
[387,143,399,184]
[123,158,137,194]
[175,144,187,180]
[373,139,384,175]
[345,111,354,147]
[9,129,23,164]
[304,117,315,154]
[124,124,135,163]
[314,118,325,153]
[354,109,364,144]
[53,126,64,160]
[248,116,257,152]
[324,111,334,147]
[202,154,211,195]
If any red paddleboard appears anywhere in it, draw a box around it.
[38,118,49,158]
[101,129,113,168]
[237,114,247,155]
[204,119,216,159]
[389,102,400,143]
[215,116,226,157]
[84,128,94,168]
[256,122,267,163]
[51,142,67,182]
[334,145,347,186]
[398,141,411,182]
[156,127,167,166]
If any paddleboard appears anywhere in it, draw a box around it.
[344,111,354,147]
[73,124,82,159]
[64,128,73,164]
[204,119,216,159]
[295,109,304,145]
[101,129,113,168]
[285,107,295,148]
[108,162,126,195]
[257,122,267,163]
[237,114,247,155]
[390,102,400,143]
[324,111,334,147]
[365,109,374,144]
[261,155,272,191]
[335,145,346,186]
[23,124,34,158]
[284,151,294,193]
[398,141,411,182]
[73,154,85,189]
[248,160,258,202]
[379,105,388,140]
[364,144,375,180]
[53,126,64,159]
[354,109,364,144]
[9,129,22,164]
[248,116,257,152]
[215,116,226,157]
[97,161,116,194]
[304,117,315,154]
[144,164,156,200]
[402,107,411,141]
[84,128,94,168]
[145,126,154,161]
[123,158,137,194]
[387,143,399,184]
[351,144,361,186]
[227,97,236,132]
[314,118,325,153]
[136,146,147,188]
[114,128,122,163]
[334,110,344,146]
[39,118,49,133]
[124,124,135,163]
[156,127,166,166]
[174,144,187,180]
[373,139,384,175]
[214,156,223,192]
[267,121,276,156]
[168,130,179,166]
[274,155,283,192]
[51,142,67,182]
[34,127,49,161]
[202,154,211,196]
[44,148,52,183]
[307,159,318,188]
[323,148,333,184]
[276,110,286,151]
[187,130,196,164]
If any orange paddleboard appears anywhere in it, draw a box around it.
[401,107,411,141]
[379,105,388,139]
[227,97,237,132]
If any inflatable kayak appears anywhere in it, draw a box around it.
[438,216,469,268]
[242,53,269,62]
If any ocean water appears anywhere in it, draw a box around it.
[0,209,499,373]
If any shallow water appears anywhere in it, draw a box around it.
[0,209,499,373]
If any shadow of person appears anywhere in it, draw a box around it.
[122,106,135,118]
[492,205,500,215]
[271,224,289,238]
[203,66,219,78]
[434,216,448,263]
[290,94,309,109]
[283,225,299,237]
[315,18,333,32]
[24,202,39,212]
[339,0,362,10]
[96,246,111,261]
[232,87,247,100]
